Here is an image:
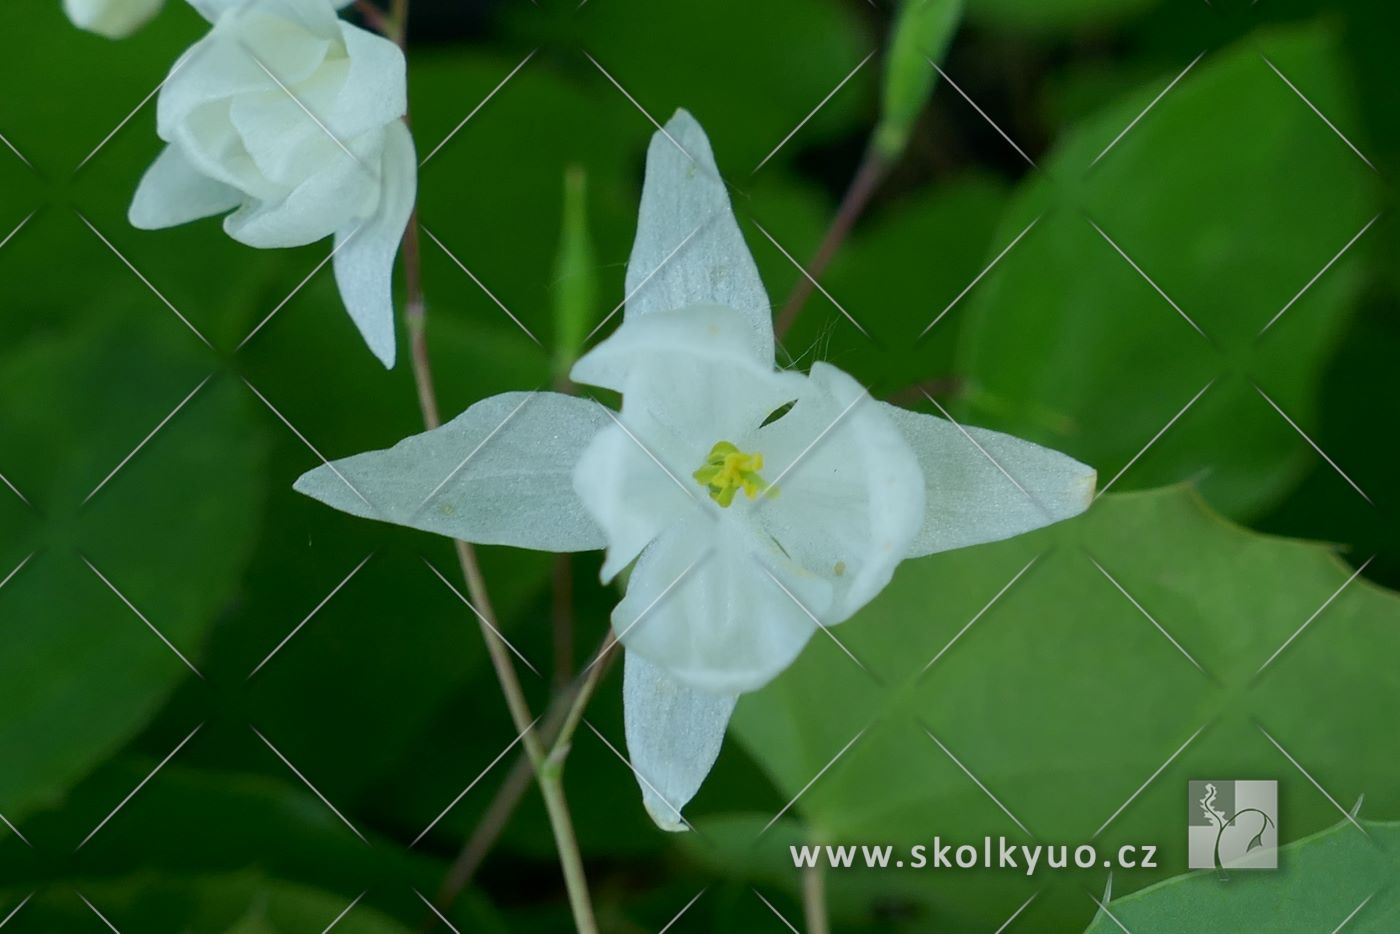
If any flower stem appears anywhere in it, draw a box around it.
[802,852,830,934]
[385,9,599,933]
[773,146,888,341]
[432,633,620,919]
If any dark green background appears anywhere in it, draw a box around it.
[1,0,1396,930]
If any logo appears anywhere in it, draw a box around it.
[1188,780,1278,870]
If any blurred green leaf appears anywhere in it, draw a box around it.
[1084,818,1398,933]
[722,487,1400,930]
[957,24,1376,518]
[966,0,1158,32]
[876,0,964,159]
[0,318,266,823]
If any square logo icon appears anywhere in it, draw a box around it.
[1188,780,1278,870]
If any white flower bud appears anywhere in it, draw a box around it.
[63,0,164,39]
[130,0,416,367]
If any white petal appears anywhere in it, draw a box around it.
[570,305,804,579]
[64,0,164,38]
[623,650,736,832]
[624,110,773,362]
[129,143,242,229]
[882,405,1096,557]
[571,417,697,582]
[292,391,610,551]
[331,21,408,137]
[332,119,416,367]
[188,0,345,33]
[616,515,828,695]
[751,362,926,623]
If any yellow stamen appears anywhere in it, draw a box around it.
[693,441,770,507]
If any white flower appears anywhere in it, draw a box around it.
[63,0,164,38]
[129,0,414,367]
[293,110,1096,830]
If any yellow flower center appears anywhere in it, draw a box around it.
[693,441,770,507]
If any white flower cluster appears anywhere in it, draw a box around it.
[69,0,413,366]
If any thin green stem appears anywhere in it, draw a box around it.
[385,9,598,933]
[802,850,830,934]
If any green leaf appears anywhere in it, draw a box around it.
[1084,818,1399,933]
[956,24,1377,518]
[966,0,1158,32]
[876,0,964,159]
[721,487,1400,930]
[0,317,266,823]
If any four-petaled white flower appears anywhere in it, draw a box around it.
[294,111,1095,830]
[64,0,165,38]
[129,0,414,367]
